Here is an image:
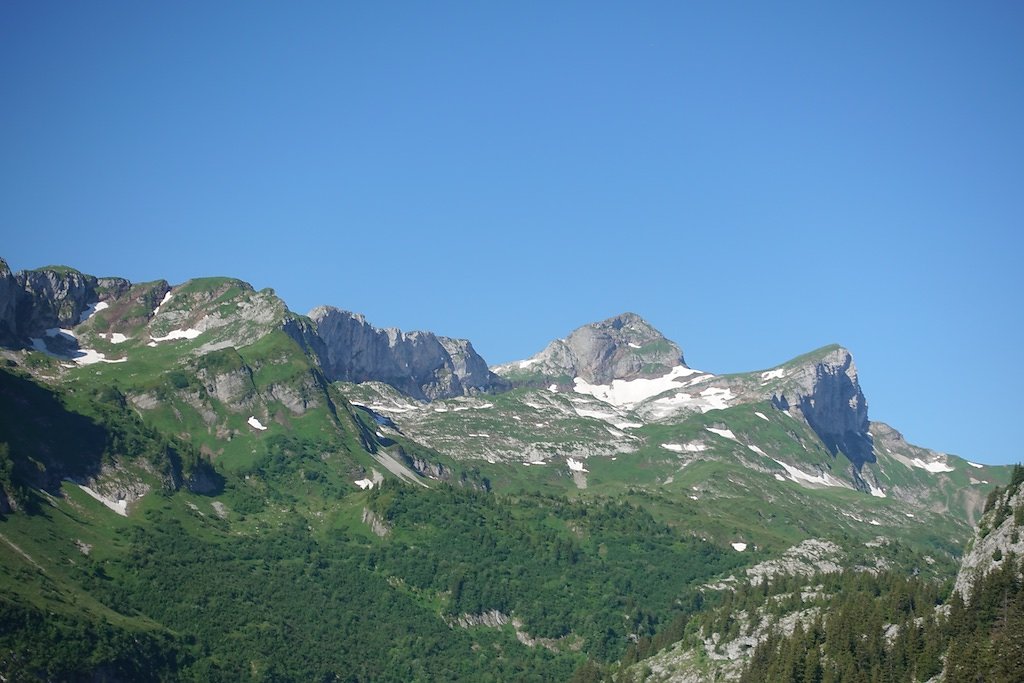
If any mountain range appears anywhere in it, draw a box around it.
[0,257,1018,681]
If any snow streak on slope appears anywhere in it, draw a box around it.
[573,365,706,408]
[772,459,850,490]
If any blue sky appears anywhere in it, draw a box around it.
[2,2,1022,464]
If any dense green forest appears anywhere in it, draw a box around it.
[0,480,748,681]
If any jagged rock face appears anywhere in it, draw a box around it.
[773,347,874,468]
[510,312,686,384]
[14,268,100,337]
[0,263,134,344]
[0,260,20,345]
[310,306,508,401]
[954,482,1024,600]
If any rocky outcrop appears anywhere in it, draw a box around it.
[0,261,136,345]
[0,260,20,345]
[362,507,391,537]
[953,473,1024,600]
[15,267,100,336]
[497,312,686,384]
[310,306,509,401]
[770,346,874,469]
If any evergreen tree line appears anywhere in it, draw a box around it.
[738,521,1024,680]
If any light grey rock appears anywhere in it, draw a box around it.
[0,261,135,346]
[310,306,508,401]
[17,268,98,335]
[198,365,256,407]
[745,539,844,586]
[497,312,685,384]
[362,507,391,537]
[953,484,1024,600]
[266,375,322,415]
[768,346,873,469]
[454,610,511,629]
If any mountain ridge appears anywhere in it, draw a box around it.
[0,255,1017,681]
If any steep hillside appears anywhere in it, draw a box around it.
[0,257,1014,681]
[660,465,1024,683]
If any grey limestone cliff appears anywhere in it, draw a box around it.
[0,262,134,343]
[309,306,509,401]
[954,477,1024,600]
[498,312,686,384]
[769,346,874,469]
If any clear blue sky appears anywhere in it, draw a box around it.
[2,2,1022,464]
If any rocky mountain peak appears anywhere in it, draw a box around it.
[498,312,686,385]
[309,306,508,401]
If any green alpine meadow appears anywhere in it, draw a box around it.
[0,258,1021,681]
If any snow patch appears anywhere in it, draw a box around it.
[150,328,202,342]
[518,358,539,368]
[153,291,173,315]
[72,348,127,365]
[32,331,126,365]
[247,416,267,431]
[354,478,375,490]
[760,368,785,382]
[967,461,983,469]
[573,365,704,408]
[755,411,770,422]
[108,333,128,344]
[566,458,588,473]
[77,484,127,516]
[78,301,109,323]
[910,457,954,473]
[46,326,76,341]
[772,458,849,489]
[774,474,786,481]
[869,484,887,498]
[705,427,737,441]
[572,405,642,430]
[548,384,558,393]
[662,444,685,453]
[747,444,767,457]
[645,386,736,418]
[731,542,748,552]
[628,342,642,349]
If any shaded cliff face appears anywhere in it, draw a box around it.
[309,306,508,401]
[771,346,874,469]
[0,260,19,345]
[498,312,686,385]
[0,263,134,343]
